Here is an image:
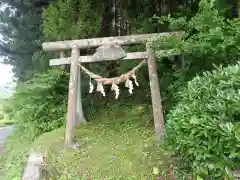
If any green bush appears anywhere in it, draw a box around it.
[148,0,240,115]
[3,69,69,140]
[0,113,3,120]
[164,62,240,179]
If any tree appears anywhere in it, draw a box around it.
[0,0,53,81]
[236,0,240,18]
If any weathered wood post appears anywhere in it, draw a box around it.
[146,43,164,139]
[76,64,86,125]
[65,45,79,145]
[238,1,240,18]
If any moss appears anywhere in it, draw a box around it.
[31,105,168,179]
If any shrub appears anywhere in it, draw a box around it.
[3,69,69,140]
[0,113,4,120]
[164,62,240,179]
[148,0,240,115]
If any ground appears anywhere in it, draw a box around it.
[0,106,239,179]
[0,105,172,179]
[31,105,170,179]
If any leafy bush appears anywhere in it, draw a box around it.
[153,0,240,63]
[42,0,101,41]
[3,69,69,140]
[164,62,240,179]
[149,0,240,115]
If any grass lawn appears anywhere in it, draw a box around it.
[1,105,170,179]
[2,105,239,179]
[0,155,5,179]
[31,105,169,179]
[0,119,13,127]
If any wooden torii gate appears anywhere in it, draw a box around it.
[42,32,183,146]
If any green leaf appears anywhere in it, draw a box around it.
[190,116,202,125]
[153,167,159,175]
[197,176,204,180]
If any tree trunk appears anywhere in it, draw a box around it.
[238,1,240,18]
[232,0,240,18]
[102,0,121,98]
[161,0,169,15]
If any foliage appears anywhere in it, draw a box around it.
[147,1,240,178]
[164,62,240,179]
[0,104,3,120]
[153,0,240,63]
[42,0,101,41]
[3,69,68,140]
[0,86,12,100]
[0,0,53,81]
[146,0,240,115]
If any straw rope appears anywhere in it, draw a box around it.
[77,60,146,85]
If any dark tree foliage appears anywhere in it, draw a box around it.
[0,0,54,81]
[1,0,238,82]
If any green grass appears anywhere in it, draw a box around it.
[1,132,32,180]
[0,155,5,179]
[2,105,169,179]
[0,119,13,127]
[33,105,169,179]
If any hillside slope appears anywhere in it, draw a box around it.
[3,105,170,179]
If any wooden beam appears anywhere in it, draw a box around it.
[65,46,79,145]
[42,31,184,52]
[146,45,164,139]
[49,50,182,66]
[92,44,127,61]
[49,52,149,66]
